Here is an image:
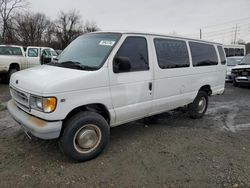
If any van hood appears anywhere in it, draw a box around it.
[232,65,250,70]
[10,65,108,95]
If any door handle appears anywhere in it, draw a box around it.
[149,82,152,91]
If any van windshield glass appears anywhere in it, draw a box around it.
[239,55,250,65]
[54,33,121,70]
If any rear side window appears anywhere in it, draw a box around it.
[114,36,149,72]
[217,46,226,65]
[154,38,189,69]
[189,42,218,66]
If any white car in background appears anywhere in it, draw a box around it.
[231,54,250,87]
[0,45,55,82]
[226,56,244,81]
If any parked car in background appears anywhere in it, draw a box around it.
[0,45,55,82]
[7,31,226,162]
[226,56,244,81]
[231,54,250,86]
[55,50,63,55]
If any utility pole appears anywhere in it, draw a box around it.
[234,24,238,44]
[200,28,202,39]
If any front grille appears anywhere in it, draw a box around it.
[10,86,30,112]
[232,69,250,77]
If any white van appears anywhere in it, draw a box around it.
[7,31,226,161]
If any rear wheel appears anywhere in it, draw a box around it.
[59,111,110,162]
[188,91,208,119]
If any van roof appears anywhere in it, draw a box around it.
[91,30,223,45]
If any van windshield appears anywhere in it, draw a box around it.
[238,55,250,65]
[53,33,121,70]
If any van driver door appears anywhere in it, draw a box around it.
[108,35,154,125]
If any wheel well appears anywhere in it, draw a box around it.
[63,103,110,125]
[60,104,110,138]
[199,85,212,96]
[9,63,20,71]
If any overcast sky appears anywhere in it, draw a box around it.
[30,0,250,43]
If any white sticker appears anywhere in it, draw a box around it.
[99,40,115,46]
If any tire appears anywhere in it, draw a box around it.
[188,91,208,119]
[3,68,18,84]
[59,111,110,162]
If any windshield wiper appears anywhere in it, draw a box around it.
[57,61,98,71]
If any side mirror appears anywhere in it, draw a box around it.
[113,56,131,73]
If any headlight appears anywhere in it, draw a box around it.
[30,96,57,113]
[30,96,43,111]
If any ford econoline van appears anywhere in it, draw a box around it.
[7,31,226,161]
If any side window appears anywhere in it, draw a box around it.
[12,47,22,56]
[28,48,38,57]
[240,49,245,56]
[154,38,189,69]
[43,49,52,56]
[235,48,241,56]
[217,46,226,65]
[228,48,235,57]
[224,48,229,57]
[189,42,218,67]
[113,36,149,73]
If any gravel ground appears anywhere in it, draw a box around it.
[0,81,250,188]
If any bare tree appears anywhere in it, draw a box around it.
[83,21,99,33]
[237,39,246,45]
[43,21,56,45]
[14,12,50,46]
[0,0,28,42]
[55,10,83,49]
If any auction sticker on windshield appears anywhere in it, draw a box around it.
[99,40,116,46]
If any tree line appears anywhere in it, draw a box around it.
[0,0,99,50]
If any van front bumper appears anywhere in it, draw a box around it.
[235,76,250,84]
[7,100,62,140]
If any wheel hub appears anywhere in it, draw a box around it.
[197,97,206,113]
[73,124,101,154]
[76,129,98,149]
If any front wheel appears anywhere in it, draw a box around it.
[3,68,18,84]
[59,111,110,162]
[188,91,208,119]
